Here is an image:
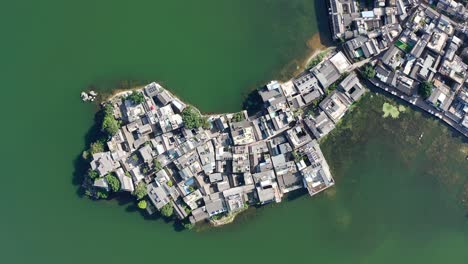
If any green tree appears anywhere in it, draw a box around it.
[167,180,173,187]
[127,91,145,104]
[102,114,119,136]
[101,104,120,136]
[419,81,433,99]
[105,174,121,192]
[90,141,104,154]
[137,200,147,209]
[201,118,211,130]
[292,151,304,162]
[153,159,162,172]
[362,64,376,79]
[87,169,99,180]
[160,203,174,218]
[133,182,147,200]
[131,154,139,162]
[231,112,245,122]
[183,221,194,230]
[182,106,208,129]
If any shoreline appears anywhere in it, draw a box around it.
[80,2,467,230]
[88,34,334,115]
[301,33,335,70]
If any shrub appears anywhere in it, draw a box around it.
[82,150,90,160]
[307,50,329,68]
[188,185,195,193]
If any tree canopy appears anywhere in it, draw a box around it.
[127,91,145,104]
[102,104,119,136]
[167,180,173,187]
[105,174,121,192]
[87,169,99,180]
[182,106,209,129]
[137,200,147,209]
[160,203,174,218]
[231,112,245,122]
[362,64,376,79]
[419,81,433,99]
[153,159,162,172]
[133,182,147,200]
[90,141,104,154]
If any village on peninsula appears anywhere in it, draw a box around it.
[81,0,468,229]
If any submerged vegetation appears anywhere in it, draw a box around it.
[382,102,402,118]
[322,93,468,212]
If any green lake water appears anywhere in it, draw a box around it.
[1,1,467,263]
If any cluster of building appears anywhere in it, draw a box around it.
[331,0,468,134]
[436,0,468,22]
[87,47,369,225]
[86,0,468,227]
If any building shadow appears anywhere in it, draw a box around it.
[314,0,334,47]
[242,86,265,116]
[285,188,308,202]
